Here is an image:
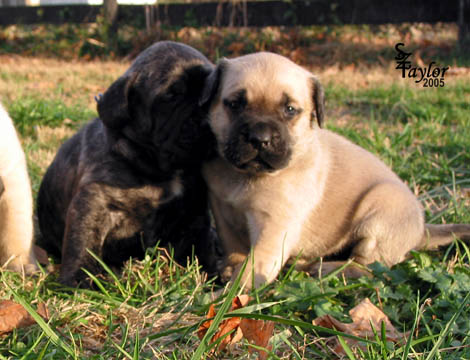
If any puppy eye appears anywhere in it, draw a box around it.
[284,105,298,117]
[223,99,244,112]
[161,93,177,102]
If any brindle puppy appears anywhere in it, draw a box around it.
[37,41,217,286]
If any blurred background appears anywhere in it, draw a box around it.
[0,0,469,64]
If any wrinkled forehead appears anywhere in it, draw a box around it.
[221,53,312,103]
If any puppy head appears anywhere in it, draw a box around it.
[201,52,325,175]
[98,41,214,173]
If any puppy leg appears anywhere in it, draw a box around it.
[308,182,424,278]
[216,221,250,283]
[209,197,251,283]
[60,187,113,287]
[231,215,301,289]
[350,182,424,267]
[312,182,424,278]
[0,173,37,274]
[0,176,4,198]
[60,183,167,286]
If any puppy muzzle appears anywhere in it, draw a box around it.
[224,120,292,174]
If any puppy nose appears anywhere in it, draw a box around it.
[249,123,272,148]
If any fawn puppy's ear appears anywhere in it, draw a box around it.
[199,59,228,107]
[0,176,4,199]
[310,76,325,128]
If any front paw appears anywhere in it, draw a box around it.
[58,264,94,288]
[220,264,234,284]
[5,256,39,275]
[58,270,97,288]
[58,272,79,288]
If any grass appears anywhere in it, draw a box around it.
[0,23,470,359]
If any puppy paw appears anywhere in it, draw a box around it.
[4,256,39,275]
[220,265,234,283]
[23,262,39,275]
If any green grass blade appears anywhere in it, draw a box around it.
[424,292,470,360]
[402,294,421,360]
[230,301,285,314]
[36,338,51,360]
[86,248,128,298]
[133,329,140,360]
[7,285,76,358]
[337,335,357,360]
[20,332,47,360]
[80,268,112,298]
[191,258,248,360]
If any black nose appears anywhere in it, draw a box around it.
[248,122,272,148]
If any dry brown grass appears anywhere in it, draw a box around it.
[0,55,128,110]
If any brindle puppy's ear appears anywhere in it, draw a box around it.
[167,64,213,101]
[185,64,214,89]
[0,176,4,199]
[98,72,138,130]
[199,59,227,107]
[310,76,325,128]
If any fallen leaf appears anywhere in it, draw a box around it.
[313,313,351,333]
[348,298,404,342]
[240,318,275,360]
[197,303,216,340]
[197,295,275,355]
[0,300,49,335]
[211,316,242,351]
[313,298,408,355]
[197,295,251,351]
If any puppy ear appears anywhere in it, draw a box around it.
[199,59,227,107]
[98,73,137,130]
[175,64,213,98]
[0,176,4,199]
[310,76,325,128]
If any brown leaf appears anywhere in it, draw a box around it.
[0,300,49,335]
[240,318,275,360]
[349,298,404,342]
[313,313,351,333]
[197,295,276,355]
[196,295,252,352]
[313,298,408,355]
[211,316,241,351]
[197,303,216,340]
[232,294,251,309]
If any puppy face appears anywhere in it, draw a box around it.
[202,53,324,174]
[98,42,214,173]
